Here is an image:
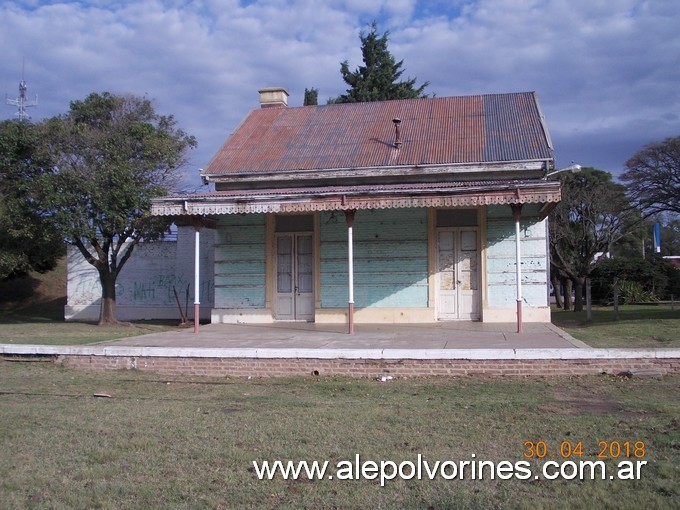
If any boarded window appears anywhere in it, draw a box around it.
[275,214,314,232]
[436,209,478,227]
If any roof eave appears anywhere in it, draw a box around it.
[202,159,552,188]
[152,180,561,218]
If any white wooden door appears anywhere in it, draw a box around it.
[437,231,458,320]
[458,230,479,319]
[437,229,479,320]
[275,234,314,321]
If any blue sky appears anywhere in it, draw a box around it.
[2,0,678,189]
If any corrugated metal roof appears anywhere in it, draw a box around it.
[204,92,553,176]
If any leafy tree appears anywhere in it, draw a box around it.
[37,92,196,325]
[621,136,680,217]
[590,256,672,303]
[0,120,63,280]
[329,22,428,104]
[658,218,680,256]
[303,88,318,106]
[615,216,680,258]
[549,168,638,311]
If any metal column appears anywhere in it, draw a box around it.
[192,217,202,334]
[345,210,356,335]
[511,203,523,333]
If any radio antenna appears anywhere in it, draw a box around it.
[6,58,38,121]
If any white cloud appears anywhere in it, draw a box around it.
[1,0,678,183]
[388,0,680,171]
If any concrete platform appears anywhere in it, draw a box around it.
[3,323,678,378]
[98,321,590,350]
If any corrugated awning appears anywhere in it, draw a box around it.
[151,180,560,217]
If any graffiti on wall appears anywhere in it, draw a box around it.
[128,275,215,305]
[67,238,215,308]
[69,274,214,306]
[68,277,105,305]
[131,273,188,303]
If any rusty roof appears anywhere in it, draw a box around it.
[204,92,553,176]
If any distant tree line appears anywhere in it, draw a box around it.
[549,136,680,311]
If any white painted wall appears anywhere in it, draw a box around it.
[65,226,215,321]
[483,204,551,322]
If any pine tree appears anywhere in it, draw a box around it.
[329,22,428,104]
[303,88,318,106]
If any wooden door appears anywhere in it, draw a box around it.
[436,229,479,320]
[275,234,314,321]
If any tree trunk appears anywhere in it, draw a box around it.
[551,273,563,309]
[562,277,573,311]
[613,278,620,320]
[573,277,585,312]
[98,271,118,326]
[586,277,592,321]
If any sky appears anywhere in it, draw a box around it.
[2,0,679,190]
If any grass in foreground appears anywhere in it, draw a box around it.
[0,311,178,345]
[0,362,677,509]
[0,258,179,345]
[552,304,680,348]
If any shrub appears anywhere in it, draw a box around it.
[618,280,659,303]
[591,256,673,303]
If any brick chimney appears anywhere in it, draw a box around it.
[258,87,289,108]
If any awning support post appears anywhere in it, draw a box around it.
[192,217,202,334]
[511,203,523,334]
[345,210,356,335]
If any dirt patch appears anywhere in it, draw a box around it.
[553,319,585,329]
[0,257,66,317]
[541,389,627,417]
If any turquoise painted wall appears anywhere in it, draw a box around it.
[211,205,549,313]
[214,214,266,308]
[319,209,429,308]
[485,204,548,307]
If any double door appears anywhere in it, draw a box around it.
[436,229,480,320]
[275,234,314,321]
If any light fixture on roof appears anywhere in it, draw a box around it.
[200,169,210,185]
[545,163,582,178]
[392,118,402,148]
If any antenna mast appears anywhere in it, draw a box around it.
[6,59,38,121]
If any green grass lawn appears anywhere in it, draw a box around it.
[0,260,177,345]
[552,304,680,348]
[0,309,177,345]
[0,362,677,509]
